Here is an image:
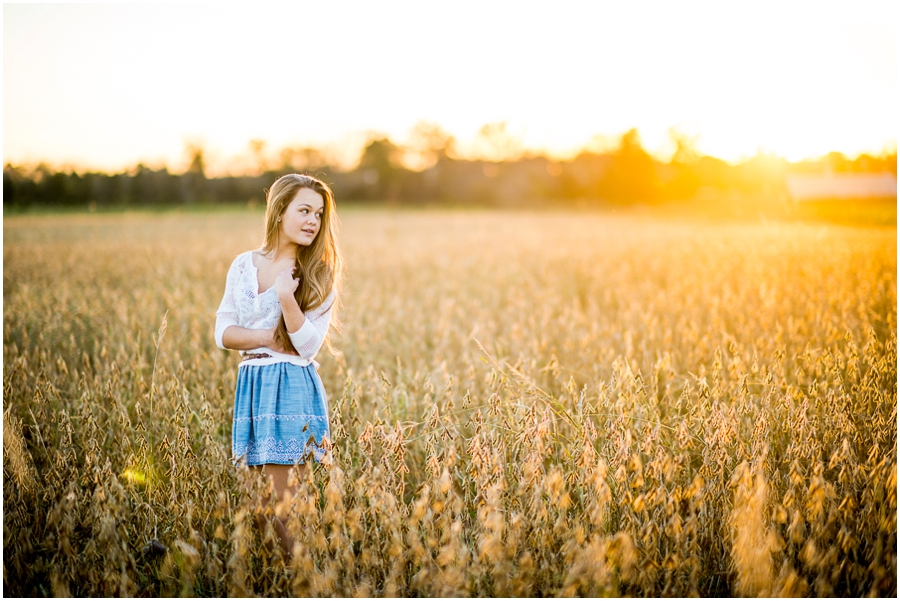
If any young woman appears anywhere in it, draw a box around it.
[214,173,342,556]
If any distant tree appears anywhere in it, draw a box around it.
[602,128,659,203]
[669,127,701,165]
[666,127,702,199]
[248,139,268,174]
[358,137,404,200]
[3,164,34,208]
[279,146,329,174]
[359,137,401,173]
[692,155,732,190]
[185,143,206,178]
[472,122,523,163]
[182,143,207,204]
[824,151,849,173]
[405,121,456,170]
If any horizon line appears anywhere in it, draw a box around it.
[5,134,897,178]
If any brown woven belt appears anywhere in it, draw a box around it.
[241,353,272,362]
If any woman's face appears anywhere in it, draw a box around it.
[279,187,325,247]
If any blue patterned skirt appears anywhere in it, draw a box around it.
[232,362,331,466]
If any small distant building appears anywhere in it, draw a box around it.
[785,173,896,201]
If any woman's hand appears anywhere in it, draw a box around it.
[274,266,300,302]
[275,266,307,337]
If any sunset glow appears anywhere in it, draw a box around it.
[3,1,897,174]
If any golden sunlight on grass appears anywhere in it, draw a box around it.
[3,208,896,596]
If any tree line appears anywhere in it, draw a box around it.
[4,126,896,209]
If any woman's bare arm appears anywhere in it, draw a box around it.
[221,325,279,351]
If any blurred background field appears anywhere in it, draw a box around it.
[3,208,896,596]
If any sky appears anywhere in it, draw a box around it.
[3,1,898,175]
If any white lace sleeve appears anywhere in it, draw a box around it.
[287,290,336,360]
[214,256,241,350]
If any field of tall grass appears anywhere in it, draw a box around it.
[3,207,896,596]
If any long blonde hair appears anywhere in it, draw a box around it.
[262,174,343,354]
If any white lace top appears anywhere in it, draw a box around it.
[214,250,336,368]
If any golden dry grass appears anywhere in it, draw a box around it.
[3,207,896,596]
